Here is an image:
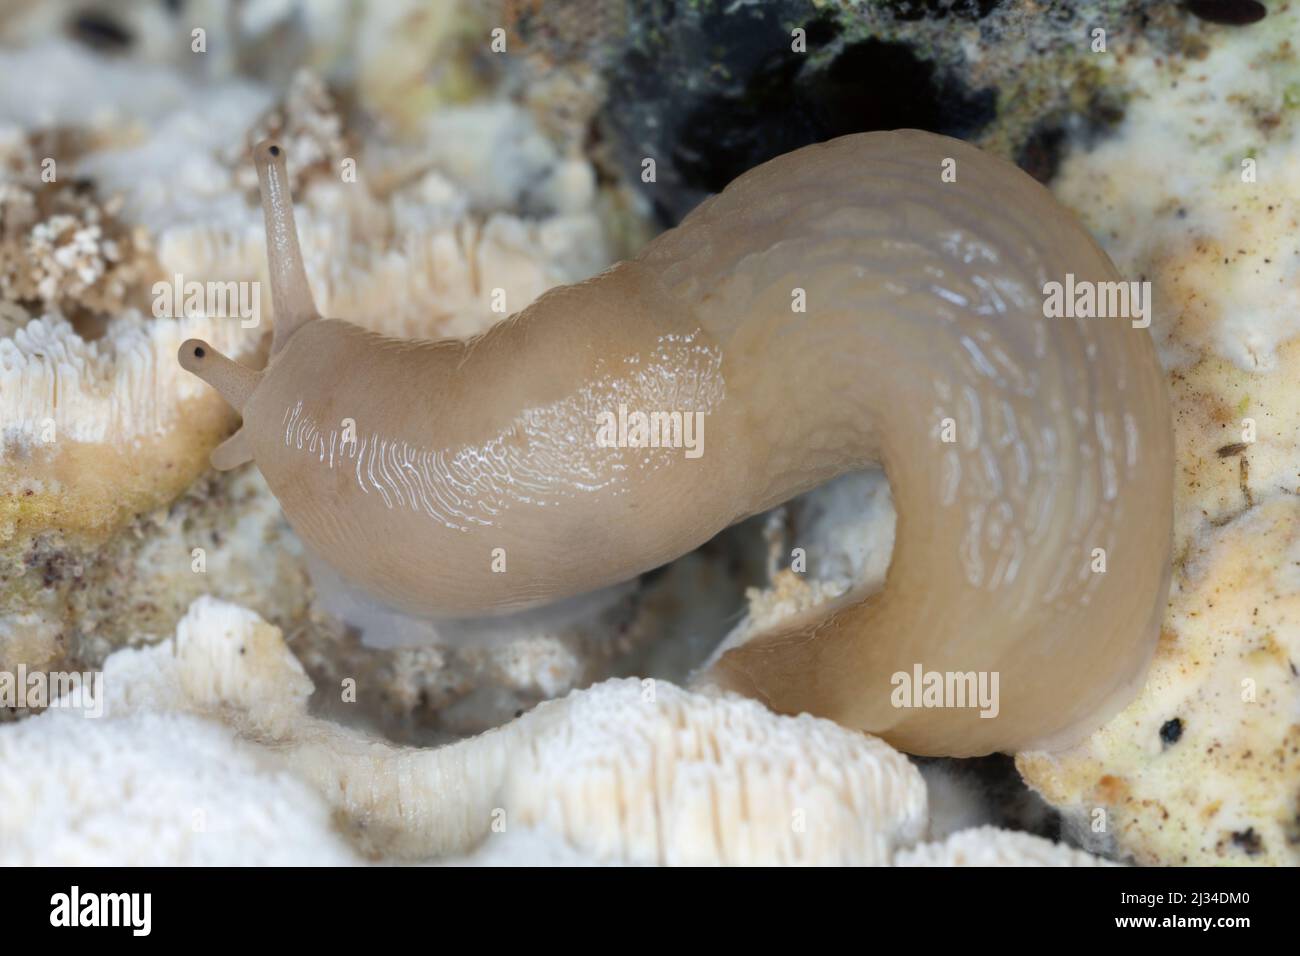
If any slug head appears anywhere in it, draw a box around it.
[177,139,322,470]
[178,338,262,471]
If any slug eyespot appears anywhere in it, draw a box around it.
[177,128,1174,758]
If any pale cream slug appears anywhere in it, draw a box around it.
[179,133,1173,757]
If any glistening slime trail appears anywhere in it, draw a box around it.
[179,133,1173,757]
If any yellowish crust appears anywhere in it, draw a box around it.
[0,392,237,546]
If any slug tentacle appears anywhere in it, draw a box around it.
[178,132,1173,757]
[210,427,255,471]
[253,139,320,356]
[178,338,262,413]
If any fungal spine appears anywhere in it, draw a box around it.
[180,134,1173,757]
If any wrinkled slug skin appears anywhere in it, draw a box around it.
[195,131,1174,756]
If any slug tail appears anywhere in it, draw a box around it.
[706,590,1006,757]
[253,139,320,357]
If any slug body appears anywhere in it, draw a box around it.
[182,133,1173,756]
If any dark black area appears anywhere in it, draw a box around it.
[912,753,1063,840]
[67,9,133,52]
[0,865,1282,941]
[1185,0,1268,26]
[801,13,841,47]
[193,346,206,358]
[601,0,998,225]
[1231,827,1264,854]
[1018,84,1128,185]
[1018,124,1068,184]
[885,0,1002,22]
[673,38,996,198]
[1159,717,1183,746]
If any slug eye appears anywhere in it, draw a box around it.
[256,141,284,163]
[177,337,217,373]
[176,338,263,412]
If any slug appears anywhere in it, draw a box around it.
[180,132,1173,756]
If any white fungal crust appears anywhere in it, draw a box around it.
[495,680,928,865]
[0,596,930,866]
[0,44,273,540]
[0,711,360,866]
[896,826,1115,867]
[1018,496,1300,865]
[0,312,255,454]
[1016,7,1300,866]
[0,311,255,546]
